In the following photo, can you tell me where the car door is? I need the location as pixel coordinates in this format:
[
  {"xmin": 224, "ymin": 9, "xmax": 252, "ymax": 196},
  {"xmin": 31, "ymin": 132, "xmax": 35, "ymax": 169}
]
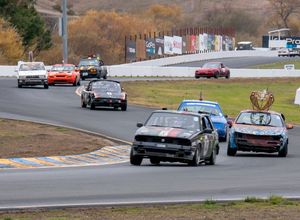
[
  {"xmin": 220, "ymin": 63, "xmax": 226, "ymax": 77},
  {"xmin": 201, "ymin": 116, "xmax": 216, "ymax": 158},
  {"xmin": 83, "ymin": 82, "xmax": 92, "ymax": 104}
]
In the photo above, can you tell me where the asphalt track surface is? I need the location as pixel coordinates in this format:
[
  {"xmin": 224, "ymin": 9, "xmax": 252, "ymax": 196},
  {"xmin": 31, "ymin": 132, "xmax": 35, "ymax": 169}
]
[
  {"xmin": 0, "ymin": 76, "xmax": 300, "ymax": 209},
  {"xmin": 171, "ymin": 56, "xmax": 300, "ymax": 68}
]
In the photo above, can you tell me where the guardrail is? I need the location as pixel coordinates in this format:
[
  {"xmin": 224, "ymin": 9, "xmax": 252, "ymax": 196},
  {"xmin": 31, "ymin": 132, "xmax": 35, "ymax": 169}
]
[{"xmin": 123, "ymin": 50, "xmax": 278, "ymax": 67}]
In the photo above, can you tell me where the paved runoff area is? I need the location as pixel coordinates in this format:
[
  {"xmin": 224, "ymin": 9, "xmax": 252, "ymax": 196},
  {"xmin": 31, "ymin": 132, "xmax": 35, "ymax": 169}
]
[{"xmin": 0, "ymin": 145, "xmax": 130, "ymax": 169}]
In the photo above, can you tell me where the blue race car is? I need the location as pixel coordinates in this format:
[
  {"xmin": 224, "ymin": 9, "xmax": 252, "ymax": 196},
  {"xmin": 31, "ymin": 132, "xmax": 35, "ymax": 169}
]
[{"xmin": 178, "ymin": 100, "xmax": 229, "ymax": 141}]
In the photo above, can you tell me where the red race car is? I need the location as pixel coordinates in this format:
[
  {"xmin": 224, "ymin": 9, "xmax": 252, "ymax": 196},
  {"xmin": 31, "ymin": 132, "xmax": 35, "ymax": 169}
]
[
  {"xmin": 48, "ymin": 64, "xmax": 80, "ymax": 86},
  {"xmin": 195, "ymin": 62, "xmax": 230, "ymax": 79}
]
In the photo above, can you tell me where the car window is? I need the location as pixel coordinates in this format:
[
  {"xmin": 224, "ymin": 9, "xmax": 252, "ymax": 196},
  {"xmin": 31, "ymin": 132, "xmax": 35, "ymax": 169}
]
[
  {"xmin": 19, "ymin": 63, "xmax": 45, "ymax": 71},
  {"xmin": 202, "ymin": 63, "xmax": 220, "ymax": 68},
  {"xmin": 146, "ymin": 112, "xmax": 200, "ymax": 132},
  {"xmin": 91, "ymin": 81, "xmax": 121, "ymax": 92},
  {"xmin": 179, "ymin": 103, "xmax": 222, "ymax": 116},
  {"xmin": 202, "ymin": 116, "xmax": 213, "ymax": 130},
  {"xmin": 236, "ymin": 112, "xmax": 284, "ymax": 127},
  {"xmin": 79, "ymin": 59, "xmax": 99, "ymax": 66},
  {"xmin": 51, "ymin": 65, "xmax": 75, "ymax": 71}
]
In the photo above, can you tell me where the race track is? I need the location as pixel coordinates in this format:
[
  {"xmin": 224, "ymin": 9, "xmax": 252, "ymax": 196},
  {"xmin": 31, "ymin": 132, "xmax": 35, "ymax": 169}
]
[{"xmin": 0, "ymin": 76, "xmax": 300, "ymax": 209}]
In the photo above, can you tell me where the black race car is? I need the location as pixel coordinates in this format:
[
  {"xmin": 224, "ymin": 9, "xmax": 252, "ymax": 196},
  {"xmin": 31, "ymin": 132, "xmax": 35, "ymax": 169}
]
[
  {"xmin": 78, "ymin": 57, "xmax": 107, "ymax": 80},
  {"xmin": 130, "ymin": 110, "xmax": 219, "ymax": 166},
  {"xmin": 81, "ymin": 80, "xmax": 127, "ymax": 111}
]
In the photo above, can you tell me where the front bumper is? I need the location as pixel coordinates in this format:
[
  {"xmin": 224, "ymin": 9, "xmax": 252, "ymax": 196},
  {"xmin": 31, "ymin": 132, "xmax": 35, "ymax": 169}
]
[
  {"xmin": 132, "ymin": 141, "xmax": 195, "ymax": 162},
  {"xmin": 195, "ymin": 72, "xmax": 214, "ymax": 77},
  {"xmin": 48, "ymin": 75, "xmax": 76, "ymax": 84},
  {"xmin": 92, "ymin": 98, "xmax": 126, "ymax": 107},
  {"xmin": 80, "ymin": 70, "xmax": 98, "ymax": 78},
  {"xmin": 18, "ymin": 78, "xmax": 47, "ymax": 86}
]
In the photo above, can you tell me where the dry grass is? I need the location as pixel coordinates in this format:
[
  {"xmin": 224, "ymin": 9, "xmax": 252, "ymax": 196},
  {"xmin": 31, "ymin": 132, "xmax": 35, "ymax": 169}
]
[{"xmin": 0, "ymin": 119, "xmax": 117, "ymax": 158}]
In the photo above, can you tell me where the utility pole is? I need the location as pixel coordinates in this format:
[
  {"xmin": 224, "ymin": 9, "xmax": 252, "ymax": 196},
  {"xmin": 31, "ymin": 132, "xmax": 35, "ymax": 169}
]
[{"xmin": 62, "ymin": 0, "xmax": 68, "ymax": 63}]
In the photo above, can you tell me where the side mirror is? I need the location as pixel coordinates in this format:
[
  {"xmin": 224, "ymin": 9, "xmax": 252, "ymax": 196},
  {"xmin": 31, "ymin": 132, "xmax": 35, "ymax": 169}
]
[
  {"xmin": 121, "ymin": 87, "xmax": 125, "ymax": 92},
  {"xmin": 203, "ymin": 128, "xmax": 213, "ymax": 134},
  {"xmin": 224, "ymin": 114, "xmax": 228, "ymax": 118},
  {"xmin": 286, "ymin": 124, "xmax": 293, "ymax": 129},
  {"xmin": 227, "ymin": 120, "xmax": 233, "ymax": 128},
  {"xmin": 137, "ymin": 122, "xmax": 143, "ymax": 128}
]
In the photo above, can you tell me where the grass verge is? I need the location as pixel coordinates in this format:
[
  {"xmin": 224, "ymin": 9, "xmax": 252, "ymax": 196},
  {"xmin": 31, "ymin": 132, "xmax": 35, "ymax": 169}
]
[
  {"xmin": 0, "ymin": 196, "xmax": 299, "ymax": 220},
  {"xmin": 250, "ymin": 59, "xmax": 300, "ymax": 69},
  {"xmin": 122, "ymin": 78, "xmax": 300, "ymax": 124}
]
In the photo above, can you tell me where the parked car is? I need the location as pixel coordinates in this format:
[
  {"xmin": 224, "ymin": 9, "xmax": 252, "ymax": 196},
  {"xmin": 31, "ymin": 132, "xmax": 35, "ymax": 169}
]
[
  {"xmin": 178, "ymin": 100, "xmax": 229, "ymax": 142},
  {"xmin": 195, "ymin": 62, "xmax": 230, "ymax": 79},
  {"xmin": 130, "ymin": 110, "xmax": 219, "ymax": 166},
  {"xmin": 278, "ymin": 48, "xmax": 299, "ymax": 57},
  {"xmin": 81, "ymin": 80, "xmax": 127, "ymax": 111},
  {"xmin": 48, "ymin": 64, "xmax": 80, "ymax": 86},
  {"xmin": 236, "ymin": 41, "xmax": 254, "ymax": 50},
  {"xmin": 16, "ymin": 61, "xmax": 48, "ymax": 89},
  {"xmin": 227, "ymin": 110, "xmax": 293, "ymax": 157},
  {"xmin": 78, "ymin": 56, "xmax": 107, "ymax": 80}
]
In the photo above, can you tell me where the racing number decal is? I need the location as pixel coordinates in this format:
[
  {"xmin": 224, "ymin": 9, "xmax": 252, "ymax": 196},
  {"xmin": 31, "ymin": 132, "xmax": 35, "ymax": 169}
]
[{"xmin": 203, "ymin": 136, "xmax": 209, "ymax": 156}]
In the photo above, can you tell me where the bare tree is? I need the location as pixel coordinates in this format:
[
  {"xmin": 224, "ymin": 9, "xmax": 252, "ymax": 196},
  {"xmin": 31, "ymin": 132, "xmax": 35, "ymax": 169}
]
[{"xmin": 268, "ymin": 0, "xmax": 300, "ymax": 28}]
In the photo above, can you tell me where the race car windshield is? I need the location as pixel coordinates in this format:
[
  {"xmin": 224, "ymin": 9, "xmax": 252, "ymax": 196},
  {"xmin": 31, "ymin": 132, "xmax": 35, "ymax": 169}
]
[
  {"xmin": 51, "ymin": 66, "xmax": 74, "ymax": 71},
  {"xmin": 19, "ymin": 63, "xmax": 45, "ymax": 71},
  {"xmin": 92, "ymin": 81, "xmax": 121, "ymax": 92},
  {"xmin": 236, "ymin": 112, "xmax": 283, "ymax": 127},
  {"xmin": 202, "ymin": 63, "xmax": 220, "ymax": 68},
  {"xmin": 179, "ymin": 104, "xmax": 221, "ymax": 116},
  {"xmin": 79, "ymin": 60, "xmax": 99, "ymax": 66},
  {"xmin": 146, "ymin": 112, "xmax": 200, "ymax": 131}
]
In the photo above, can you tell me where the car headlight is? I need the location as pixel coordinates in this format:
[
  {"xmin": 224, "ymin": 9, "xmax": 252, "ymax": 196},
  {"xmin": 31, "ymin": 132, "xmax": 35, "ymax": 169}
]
[
  {"xmin": 19, "ymin": 75, "xmax": 26, "ymax": 79},
  {"xmin": 39, "ymin": 75, "xmax": 46, "ymax": 79}
]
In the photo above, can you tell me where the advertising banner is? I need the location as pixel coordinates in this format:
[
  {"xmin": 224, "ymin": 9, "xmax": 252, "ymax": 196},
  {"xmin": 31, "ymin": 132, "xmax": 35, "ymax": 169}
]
[
  {"xmin": 173, "ymin": 36, "xmax": 182, "ymax": 54},
  {"xmin": 155, "ymin": 37, "xmax": 164, "ymax": 56},
  {"xmin": 182, "ymin": 36, "xmax": 187, "ymax": 54},
  {"xmin": 145, "ymin": 38, "xmax": 155, "ymax": 57},
  {"xmin": 199, "ymin": 34, "xmax": 204, "ymax": 51},
  {"xmin": 186, "ymin": 35, "xmax": 191, "ymax": 53},
  {"xmin": 164, "ymin": 36, "xmax": 174, "ymax": 55},
  {"xmin": 136, "ymin": 39, "xmax": 146, "ymax": 59},
  {"xmin": 196, "ymin": 35, "xmax": 199, "ymax": 53},
  {"xmin": 203, "ymin": 33, "xmax": 208, "ymax": 51},
  {"xmin": 126, "ymin": 40, "xmax": 136, "ymax": 62},
  {"xmin": 208, "ymin": 34, "xmax": 214, "ymax": 51},
  {"xmin": 190, "ymin": 35, "xmax": 196, "ymax": 53}
]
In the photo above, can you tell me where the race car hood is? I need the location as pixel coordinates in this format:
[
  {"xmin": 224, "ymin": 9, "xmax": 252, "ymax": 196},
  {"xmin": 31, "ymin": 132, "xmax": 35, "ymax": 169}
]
[
  {"xmin": 93, "ymin": 91, "xmax": 122, "ymax": 99},
  {"xmin": 136, "ymin": 126, "xmax": 196, "ymax": 139},
  {"xmin": 79, "ymin": 65, "xmax": 97, "ymax": 70},
  {"xmin": 197, "ymin": 67, "xmax": 218, "ymax": 72},
  {"xmin": 18, "ymin": 70, "xmax": 47, "ymax": 76},
  {"xmin": 232, "ymin": 124, "xmax": 285, "ymax": 136}
]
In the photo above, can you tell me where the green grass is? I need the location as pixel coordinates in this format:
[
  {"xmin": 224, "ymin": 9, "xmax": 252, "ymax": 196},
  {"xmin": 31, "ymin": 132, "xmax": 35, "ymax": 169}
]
[
  {"xmin": 123, "ymin": 78, "xmax": 300, "ymax": 124},
  {"xmin": 251, "ymin": 59, "xmax": 300, "ymax": 69}
]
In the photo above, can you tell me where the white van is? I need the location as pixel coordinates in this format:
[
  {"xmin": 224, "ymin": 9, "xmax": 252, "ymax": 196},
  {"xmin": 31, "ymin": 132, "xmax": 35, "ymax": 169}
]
[{"xmin": 16, "ymin": 61, "xmax": 48, "ymax": 89}]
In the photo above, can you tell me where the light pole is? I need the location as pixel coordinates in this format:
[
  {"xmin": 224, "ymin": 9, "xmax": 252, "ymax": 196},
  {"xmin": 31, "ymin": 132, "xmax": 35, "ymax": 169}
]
[{"xmin": 62, "ymin": 0, "xmax": 68, "ymax": 63}]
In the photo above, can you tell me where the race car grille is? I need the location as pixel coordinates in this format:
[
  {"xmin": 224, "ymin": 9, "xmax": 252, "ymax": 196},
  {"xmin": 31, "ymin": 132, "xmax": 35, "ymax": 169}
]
[
  {"xmin": 235, "ymin": 132, "xmax": 281, "ymax": 140},
  {"xmin": 135, "ymin": 135, "xmax": 191, "ymax": 146},
  {"xmin": 26, "ymin": 75, "xmax": 39, "ymax": 79}
]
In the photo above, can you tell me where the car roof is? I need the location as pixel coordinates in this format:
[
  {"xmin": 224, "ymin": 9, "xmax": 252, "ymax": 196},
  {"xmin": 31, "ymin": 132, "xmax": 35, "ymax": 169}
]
[
  {"xmin": 239, "ymin": 109, "xmax": 282, "ymax": 116},
  {"xmin": 180, "ymin": 100, "xmax": 220, "ymax": 106},
  {"xmin": 204, "ymin": 62, "xmax": 221, "ymax": 64},
  {"xmin": 152, "ymin": 110, "xmax": 207, "ymax": 117},
  {"xmin": 89, "ymin": 79, "xmax": 120, "ymax": 84},
  {"xmin": 19, "ymin": 61, "xmax": 44, "ymax": 65}
]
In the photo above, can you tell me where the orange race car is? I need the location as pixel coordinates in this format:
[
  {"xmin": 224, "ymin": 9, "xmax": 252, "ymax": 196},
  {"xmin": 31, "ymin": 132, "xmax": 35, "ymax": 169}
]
[{"xmin": 48, "ymin": 64, "xmax": 80, "ymax": 86}]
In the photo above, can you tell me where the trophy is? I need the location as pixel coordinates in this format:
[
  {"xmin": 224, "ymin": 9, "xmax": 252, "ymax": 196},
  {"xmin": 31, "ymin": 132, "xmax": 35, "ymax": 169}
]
[{"xmin": 250, "ymin": 89, "xmax": 274, "ymax": 111}]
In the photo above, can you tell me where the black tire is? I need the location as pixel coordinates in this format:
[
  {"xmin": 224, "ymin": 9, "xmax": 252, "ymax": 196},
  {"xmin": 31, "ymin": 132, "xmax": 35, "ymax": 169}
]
[
  {"xmin": 44, "ymin": 84, "xmax": 49, "ymax": 89},
  {"xmin": 81, "ymin": 97, "xmax": 86, "ymax": 108},
  {"xmin": 188, "ymin": 148, "xmax": 200, "ymax": 166},
  {"xmin": 103, "ymin": 74, "xmax": 107, "ymax": 79},
  {"xmin": 225, "ymin": 73, "xmax": 230, "ymax": 79},
  {"xmin": 278, "ymin": 142, "xmax": 288, "ymax": 157},
  {"xmin": 205, "ymin": 147, "xmax": 216, "ymax": 165},
  {"xmin": 219, "ymin": 131, "xmax": 228, "ymax": 142},
  {"xmin": 227, "ymin": 142, "xmax": 237, "ymax": 156},
  {"xmin": 90, "ymin": 103, "xmax": 95, "ymax": 110},
  {"xmin": 121, "ymin": 104, "xmax": 127, "ymax": 111},
  {"xmin": 18, "ymin": 84, "xmax": 22, "ymax": 88},
  {"xmin": 81, "ymin": 76, "xmax": 85, "ymax": 81},
  {"xmin": 77, "ymin": 80, "xmax": 81, "ymax": 86},
  {"xmin": 214, "ymin": 72, "xmax": 219, "ymax": 79},
  {"xmin": 150, "ymin": 157, "xmax": 160, "ymax": 165},
  {"xmin": 130, "ymin": 148, "xmax": 143, "ymax": 166},
  {"xmin": 195, "ymin": 75, "xmax": 200, "ymax": 79}
]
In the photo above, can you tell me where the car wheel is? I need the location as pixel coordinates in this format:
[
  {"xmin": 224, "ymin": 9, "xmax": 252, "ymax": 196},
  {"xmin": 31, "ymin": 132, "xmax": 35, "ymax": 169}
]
[
  {"xmin": 278, "ymin": 142, "xmax": 288, "ymax": 157},
  {"xmin": 227, "ymin": 142, "xmax": 237, "ymax": 156},
  {"xmin": 130, "ymin": 148, "xmax": 143, "ymax": 166},
  {"xmin": 220, "ymin": 131, "xmax": 228, "ymax": 142},
  {"xmin": 18, "ymin": 84, "xmax": 22, "ymax": 88},
  {"xmin": 150, "ymin": 157, "xmax": 160, "ymax": 165},
  {"xmin": 225, "ymin": 73, "xmax": 230, "ymax": 79},
  {"xmin": 90, "ymin": 103, "xmax": 95, "ymax": 110},
  {"xmin": 205, "ymin": 147, "xmax": 216, "ymax": 165},
  {"xmin": 214, "ymin": 72, "xmax": 219, "ymax": 79},
  {"xmin": 77, "ymin": 80, "xmax": 81, "ymax": 86},
  {"xmin": 44, "ymin": 84, "xmax": 49, "ymax": 89},
  {"xmin": 195, "ymin": 75, "xmax": 200, "ymax": 79},
  {"xmin": 121, "ymin": 104, "xmax": 127, "ymax": 111},
  {"xmin": 81, "ymin": 76, "xmax": 85, "ymax": 81},
  {"xmin": 188, "ymin": 147, "xmax": 200, "ymax": 166},
  {"xmin": 81, "ymin": 97, "xmax": 86, "ymax": 108}
]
